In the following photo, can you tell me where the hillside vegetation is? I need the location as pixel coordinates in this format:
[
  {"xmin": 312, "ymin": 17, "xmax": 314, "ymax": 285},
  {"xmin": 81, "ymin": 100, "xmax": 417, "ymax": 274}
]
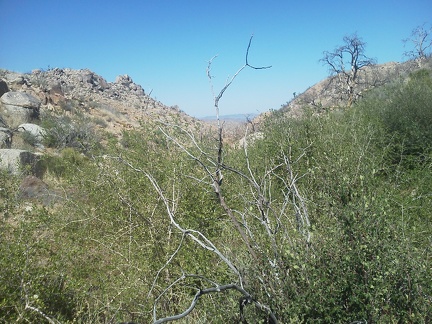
[{"xmin": 1, "ymin": 61, "xmax": 431, "ymax": 323}]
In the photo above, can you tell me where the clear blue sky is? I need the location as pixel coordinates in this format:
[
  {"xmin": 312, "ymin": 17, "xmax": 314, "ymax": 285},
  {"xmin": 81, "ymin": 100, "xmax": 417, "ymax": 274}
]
[{"xmin": 1, "ymin": 1, "xmax": 431, "ymax": 117}]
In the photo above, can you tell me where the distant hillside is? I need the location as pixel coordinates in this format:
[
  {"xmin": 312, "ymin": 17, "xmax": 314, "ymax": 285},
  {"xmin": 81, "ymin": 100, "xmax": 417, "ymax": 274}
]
[
  {"xmin": 279, "ymin": 57, "xmax": 432, "ymax": 117},
  {"xmin": 0, "ymin": 67, "xmax": 202, "ymax": 134}
]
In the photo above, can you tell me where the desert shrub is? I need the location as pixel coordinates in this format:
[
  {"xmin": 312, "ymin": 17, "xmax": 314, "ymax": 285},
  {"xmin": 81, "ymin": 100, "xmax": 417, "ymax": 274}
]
[
  {"xmin": 93, "ymin": 116, "xmax": 108, "ymax": 128},
  {"xmin": 20, "ymin": 130, "xmax": 39, "ymax": 147},
  {"xmin": 377, "ymin": 69, "xmax": 432, "ymax": 167},
  {"xmin": 59, "ymin": 99, "xmax": 75, "ymax": 112},
  {"xmin": 0, "ymin": 203, "xmax": 82, "ymax": 323},
  {"xmin": 41, "ymin": 113, "xmax": 100, "ymax": 152},
  {"xmin": 230, "ymin": 97, "xmax": 432, "ymax": 322},
  {"xmin": 2, "ymin": 64, "xmax": 432, "ymax": 322},
  {"xmin": 42, "ymin": 147, "xmax": 87, "ymax": 178}
]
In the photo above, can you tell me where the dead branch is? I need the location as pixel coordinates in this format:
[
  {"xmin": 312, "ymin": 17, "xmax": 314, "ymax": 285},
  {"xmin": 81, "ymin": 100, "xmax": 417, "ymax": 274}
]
[{"xmin": 154, "ymin": 283, "xmax": 277, "ymax": 324}]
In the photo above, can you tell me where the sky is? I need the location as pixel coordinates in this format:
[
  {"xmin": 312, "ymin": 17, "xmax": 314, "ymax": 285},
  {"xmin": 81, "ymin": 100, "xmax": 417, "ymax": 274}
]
[{"xmin": 0, "ymin": 1, "xmax": 431, "ymax": 118}]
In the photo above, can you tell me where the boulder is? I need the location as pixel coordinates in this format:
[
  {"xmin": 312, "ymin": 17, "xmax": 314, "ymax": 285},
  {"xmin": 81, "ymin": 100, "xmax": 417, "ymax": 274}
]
[
  {"xmin": 48, "ymin": 81, "xmax": 63, "ymax": 96},
  {"xmin": 0, "ymin": 149, "xmax": 44, "ymax": 177},
  {"xmin": 0, "ymin": 91, "xmax": 41, "ymax": 128},
  {"xmin": 115, "ymin": 74, "xmax": 133, "ymax": 86},
  {"xmin": 44, "ymin": 81, "xmax": 64, "ymax": 105},
  {"xmin": 19, "ymin": 175, "xmax": 48, "ymax": 199},
  {"xmin": 17, "ymin": 123, "xmax": 46, "ymax": 143},
  {"xmin": 78, "ymin": 71, "xmax": 109, "ymax": 90},
  {"xmin": 3, "ymin": 72, "xmax": 26, "ymax": 85},
  {"xmin": 0, "ymin": 79, "xmax": 9, "ymax": 97}
]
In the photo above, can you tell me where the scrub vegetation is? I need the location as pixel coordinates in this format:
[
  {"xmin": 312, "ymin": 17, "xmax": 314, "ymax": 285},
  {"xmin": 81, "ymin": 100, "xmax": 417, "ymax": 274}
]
[{"xmin": 1, "ymin": 35, "xmax": 432, "ymax": 323}]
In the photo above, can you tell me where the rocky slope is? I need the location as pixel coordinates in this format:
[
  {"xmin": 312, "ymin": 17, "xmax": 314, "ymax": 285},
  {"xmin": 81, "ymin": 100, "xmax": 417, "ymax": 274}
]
[
  {"xmin": 0, "ymin": 67, "xmax": 200, "ymax": 132},
  {"xmin": 279, "ymin": 57, "xmax": 432, "ymax": 117},
  {"xmin": 0, "ymin": 67, "xmax": 207, "ymax": 178}
]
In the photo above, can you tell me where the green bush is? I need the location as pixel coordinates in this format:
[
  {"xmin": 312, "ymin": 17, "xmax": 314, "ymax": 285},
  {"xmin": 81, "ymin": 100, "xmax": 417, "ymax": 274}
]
[
  {"xmin": 1, "ymin": 67, "xmax": 431, "ymax": 322},
  {"xmin": 378, "ymin": 69, "xmax": 432, "ymax": 167},
  {"xmin": 41, "ymin": 113, "xmax": 100, "ymax": 153}
]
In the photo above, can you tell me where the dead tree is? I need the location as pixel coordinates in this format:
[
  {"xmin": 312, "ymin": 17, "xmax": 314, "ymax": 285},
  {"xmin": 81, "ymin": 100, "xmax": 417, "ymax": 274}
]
[
  {"xmin": 116, "ymin": 36, "xmax": 311, "ymax": 323},
  {"xmin": 403, "ymin": 23, "xmax": 432, "ymax": 62},
  {"xmin": 320, "ymin": 33, "xmax": 376, "ymax": 106}
]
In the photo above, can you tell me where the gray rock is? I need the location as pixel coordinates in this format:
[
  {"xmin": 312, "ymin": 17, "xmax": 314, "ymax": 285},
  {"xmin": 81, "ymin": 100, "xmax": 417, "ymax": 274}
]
[
  {"xmin": 17, "ymin": 123, "xmax": 46, "ymax": 142},
  {"xmin": 44, "ymin": 81, "xmax": 64, "ymax": 105},
  {"xmin": 0, "ymin": 91, "xmax": 41, "ymax": 128},
  {"xmin": 115, "ymin": 74, "xmax": 133, "ymax": 85},
  {"xmin": 48, "ymin": 81, "xmax": 63, "ymax": 96},
  {"xmin": 19, "ymin": 175, "xmax": 48, "ymax": 198},
  {"xmin": 1, "ymin": 91, "xmax": 40, "ymax": 108},
  {"xmin": 0, "ymin": 80, "xmax": 9, "ymax": 97},
  {"xmin": 4, "ymin": 72, "xmax": 25, "ymax": 85},
  {"xmin": 0, "ymin": 149, "xmax": 44, "ymax": 177}
]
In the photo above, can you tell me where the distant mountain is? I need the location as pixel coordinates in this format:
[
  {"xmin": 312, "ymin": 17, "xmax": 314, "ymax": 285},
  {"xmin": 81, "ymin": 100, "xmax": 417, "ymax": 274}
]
[{"xmin": 199, "ymin": 113, "xmax": 258, "ymax": 122}]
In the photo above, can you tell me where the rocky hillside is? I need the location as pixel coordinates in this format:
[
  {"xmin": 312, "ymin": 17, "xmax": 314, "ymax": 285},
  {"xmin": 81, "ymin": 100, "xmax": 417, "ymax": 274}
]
[
  {"xmin": 0, "ymin": 67, "xmax": 200, "ymax": 131},
  {"xmin": 280, "ymin": 57, "xmax": 432, "ymax": 117},
  {"xmin": 0, "ymin": 67, "xmax": 207, "ymax": 176}
]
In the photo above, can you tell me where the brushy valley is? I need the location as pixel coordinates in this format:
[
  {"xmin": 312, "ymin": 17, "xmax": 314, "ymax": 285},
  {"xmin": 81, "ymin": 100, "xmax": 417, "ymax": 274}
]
[{"xmin": 1, "ymin": 57, "xmax": 432, "ymax": 323}]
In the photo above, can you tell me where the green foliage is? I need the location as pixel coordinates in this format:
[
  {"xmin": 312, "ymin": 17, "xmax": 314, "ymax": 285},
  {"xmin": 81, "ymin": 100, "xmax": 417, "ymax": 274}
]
[
  {"xmin": 1, "ymin": 68, "xmax": 432, "ymax": 322},
  {"xmin": 20, "ymin": 130, "xmax": 39, "ymax": 147},
  {"xmin": 0, "ymin": 204, "xmax": 82, "ymax": 322},
  {"xmin": 377, "ymin": 69, "xmax": 432, "ymax": 167},
  {"xmin": 246, "ymin": 87, "xmax": 431, "ymax": 322},
  {"xmin": 41, "ymin": 112, "xmax": 100, "ymax": 153},
  {"xmin": 42, "ymin": 147, "xmax": 86, "ymax": 178}
]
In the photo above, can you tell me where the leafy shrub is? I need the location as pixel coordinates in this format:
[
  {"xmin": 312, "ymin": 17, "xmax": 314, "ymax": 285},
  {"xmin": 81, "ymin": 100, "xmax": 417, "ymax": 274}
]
[
  {"xmin": 42, "ymin": 147, "xmax": 86, "ymax": 178},
  {"xmin": 41, "ymin": 113, "xmax": 99, "ymax": 152},
  {"xmin": 378, "ymin": 69, "xmax": 432, "ymax": 167},
  {"xmin": 20, "ymin": 130, "xmax": 39, "ymax": 147},
  {"xmin": 1, "ymin": 65, "xmax": 432, "ymax": 323}
]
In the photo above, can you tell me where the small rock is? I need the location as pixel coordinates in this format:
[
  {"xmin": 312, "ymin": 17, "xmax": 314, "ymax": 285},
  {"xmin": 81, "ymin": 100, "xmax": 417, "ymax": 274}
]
[{"xmin": 0, "ymin": 127, "xmax": 12, "ymax": 148}]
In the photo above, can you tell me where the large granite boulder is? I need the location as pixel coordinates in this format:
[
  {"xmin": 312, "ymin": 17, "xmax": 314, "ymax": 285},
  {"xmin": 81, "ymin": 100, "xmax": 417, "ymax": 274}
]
[
  {"xmin": 0, "ymin": 149, "xmax": 44, "ymax": 177},
  {"xmin": 0, "ymin": 91, "xmax": 41, "ymax": 128},
  {"xmin": 3, "ymin": 72, "xmax": 26, "ymax": 86}
]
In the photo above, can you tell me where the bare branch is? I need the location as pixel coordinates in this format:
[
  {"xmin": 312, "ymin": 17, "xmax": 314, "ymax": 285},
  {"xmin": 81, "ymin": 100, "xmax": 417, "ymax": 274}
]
[
  {"xmin": 141, "ymin": 36, "xmax": 277, "ymax": 323},
  {"xmin": 148, "ymin": 232, "xmax": 187, "ymax": 298},
  {"xmin": 403, "ymin": 22, "xmax": 432, "ymax": 60},
  {"xmin": 154, "ymin": 283, "xmax": 278, "ymax": 324},
  {"xmin": 246, "ymin": 35, "xmax": 273, "ymax": 70}
]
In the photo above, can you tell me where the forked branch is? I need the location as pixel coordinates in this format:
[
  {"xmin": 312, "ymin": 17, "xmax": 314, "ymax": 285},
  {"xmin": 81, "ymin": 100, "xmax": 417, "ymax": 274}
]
[{"xmin": 154, "ymin": 283, "xmax": 277, "ymax": 324}]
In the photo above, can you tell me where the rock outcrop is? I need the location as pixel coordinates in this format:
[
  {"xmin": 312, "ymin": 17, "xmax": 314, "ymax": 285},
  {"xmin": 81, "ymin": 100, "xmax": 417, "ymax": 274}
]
[
  {"xmin": 0, "ymin": 79, "xmax": 9, "ymax": 97},
  {"xmin": 0, "ymin": 66, "xmax": 204, "ymax": 179},
  {"xmin": 0, "ymin": 149, "xmax": 44, "ymax": 177},
  {"xmin": 0, "ymin": 91, "xmax": 41, "ymax": 128},
  {"xmin": 0, "ymin": 67, "xmax": 200, "ymax": 130},
  {"xmin": 280, "ymin": 58, "xmax": 431, "ymax": 117}
]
